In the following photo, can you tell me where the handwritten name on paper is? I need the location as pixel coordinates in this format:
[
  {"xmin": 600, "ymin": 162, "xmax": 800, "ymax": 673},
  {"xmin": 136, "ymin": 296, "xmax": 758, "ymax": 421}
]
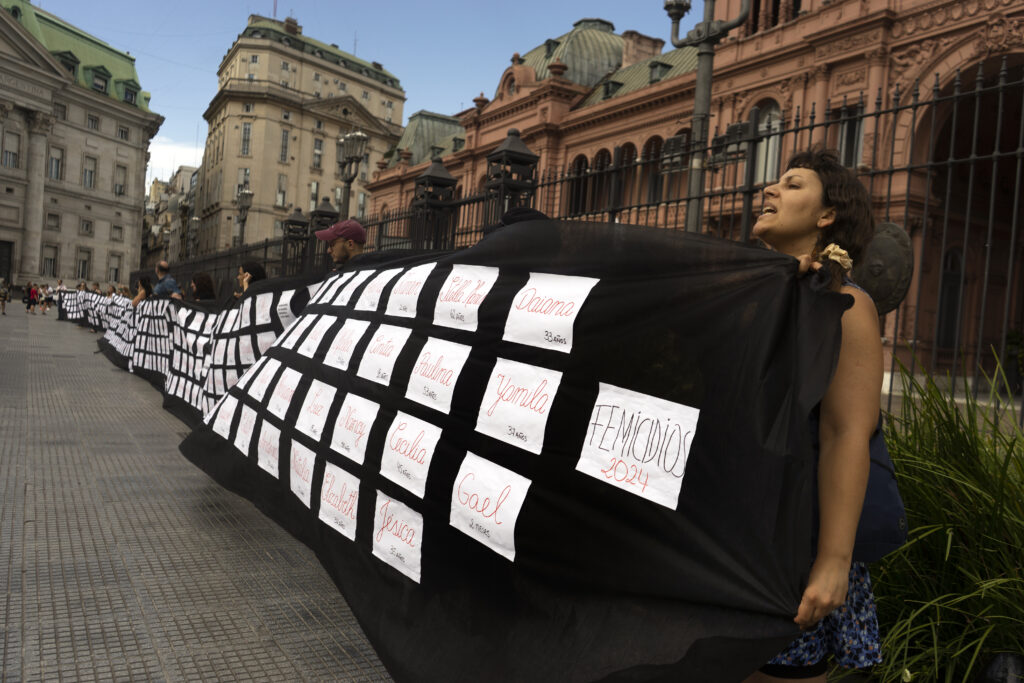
[
  {"xmin": 386, "ymin": 263, "xmax": 436, "ymax": 318},
  {"xmin": 234, "ymin": 356, "xmax": 265, "ymax": 391},
  {"xmin": 449, "ymin": 452, "xmax": 531, "ymax": 561},
  {"xmin": 475, "ymin": 358, "xmax": 562, "ymax": 455},
  {"xmin": 372, "ymin": 493, "xmax": 423, "ymax": 583},
  {"xmin": 238, "ymin": 335, "xmax": 255, "ymax": 365},
  {"xmin": 404, "ymin": 337, "xmax": 472, "ymax": 414},
  {"xmin": 335, "ymin": 269, "xmax": 375, "ymax": 307},
  {"xmin": 329, "ymin": 393, "xmax": 379, "ymax": 464},
  {"xmin": 234, "ymin": 405, "xmax": 258, "ymax": 456},
  {"xmin": 503, "ymin": 272, "xmax": 599, "ymax": 353},
  {"xmin": 255, "ymin": 292, "xmax": 274, "ymax": 325},
  {"xmin": 290, "ymin": 441, "xmax": 316, "ymax": 508},
  {"xmin": 313, "ymin": 272, "xmax": 353, "ymax": 305},
  {"xmin": 211, "ymin": 395, "xmax": 238, "ymax": 441},
  {"xmin": 247, "ymin": 358, "xmax": 281, "ymax": 401},
  {"xmin": 319, "ymin": 462, "xmax": 359, "ymax": 540},
  {"xmin": 276, "ymin": 289, "xmax": 297, "ymax": 329},
  {"xmin": 323, "ymin": 319, "xmax": 371, "ymax": 372},
  {"xmin": 379, "ymin": 412, "xmax": 442, "ymax": 498},
  {"xmin": 297, "ymin": 315, "xmax": 337, "ymax": 359},
  {"xmin": 355, "ymin": 268, "xmax": 403, "ymax": 312},
  {"xmin": 295, "ymin": 379, "xmax": 337, "ymax": 441},
  {"xmin": 280, "ymin": 315, "xmax": 317, "ymax": 350},
  {"xmin": 268, "ymin": 367, "xmax": 303, "ymax": 419},
  {"xmin": 257, "ymin": 420, "xmax": 281, "ymax": 478},
  {"xmin": 356, "ymin": 324, "xmax": 413, "ymax": 386},
  {"xmin": 257, "ymin": 331, "xmax": 277, "ymax": 354},
  {"xmin": 432, "ymin": 265, "xmax": 499, "ymax": 332},
  {"xmin": 576, "ymin": 383, "xmax": 700, "ymax": 509}
]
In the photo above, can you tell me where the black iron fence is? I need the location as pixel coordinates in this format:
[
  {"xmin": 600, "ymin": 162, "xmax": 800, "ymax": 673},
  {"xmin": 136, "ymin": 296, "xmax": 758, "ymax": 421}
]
[{"xmin": 147, "ymin": 56, "xmax": 1024, "ymax": 409}]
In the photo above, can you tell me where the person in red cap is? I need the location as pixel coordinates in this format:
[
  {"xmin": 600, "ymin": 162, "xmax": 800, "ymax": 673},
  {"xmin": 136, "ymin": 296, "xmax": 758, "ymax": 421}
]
[{"xmin": 316, "ymin": 218, "xmax": 366, "ymax": 267}]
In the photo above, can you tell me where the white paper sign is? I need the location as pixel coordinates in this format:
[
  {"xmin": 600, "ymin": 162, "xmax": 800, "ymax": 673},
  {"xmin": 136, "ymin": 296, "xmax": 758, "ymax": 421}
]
[
  {"xmin": 404, "ymin": 337, "xmax": 472, "ymax": 414},
  {"xmin": 289, "ymin": 441, "xmax": 316, "ymax": 508},
  {"xmin": 248, "ymin": 357, "xmax": 281, "ymax": 401},
  {"xmin": 316, "ymin": 272, "xmax": 354, "ymax": 304},
  {"xmin": 256, "ymin": 331, "xmax": 277, "ymax": 354},
  {"xmin": 372, "ymin": 492, "xmax": 422, "ymax": 583},
  {"xmin": 234, "ymin": 405, "xmax": 258, "ymax": 456},
  {"xmin": 295, "ymin": 379, "xmax": 336, "ymax": 441},
  {"xmin": 503, "ymin": 273, "xmax": 599, "ymax": 353},
  {"xmin": 238, "ymin": 335, "xmax": 255, "ymax": 365},
  {"xmin": 576, "ymin": 383, "xmax": 700, "ymax": 509},
  {"xmin": 433, "ymin": 264, "xmax": 499, "ymax": 332},
  {"xmin": 280, "ymin": 315, "xmax": 317, "ymax": 350},
  {"xmin": 257, "ymin": 420, "xmax": 281, "ymax": 478},
  {"xmin": 475, "ymin": 358, "xmax": 562, "ymax": 455},
  {"xmin": 297, "ymin": 315, "xmax": 337, "ymax": 359},
  {"xmin": 323, "ymin": 319, "xmax": 371, "ymax": 371},
  {"xmin": 356, "ymin": 324, "xmax": 413, "ymax": 386},
  {"xmin": 255, "ymin": 293, "xmax": 274, "ymax": 325},
  {"xmin": 319, "ymin": 462, "xmax": 359, "ymax": 540},
  {"xmin": 329, "ymin": 393, "xmax": 379, "ymax": 464},
  {"xmin": 380, "ymin": 412, "xmax": 442, "ymax": 498},
  {"xmin": 211, "ymin": 395, "xmax": 238, "ymax": 440},
  {"xmin": 235, "ymin": 302, "xmax": 250, "ymax": 329},
  {"xmin": 235, "ymin": 356, "xmax": 265, "ymax": 390},
  {"xmin": 355, "ymin": 268, "xmax": 403, "ymax": 312},
  {"xmin": 386, "ymin": 263, "xmax": 436, "ymax": 318},
  {"xmin": 276, "ymin": 289, "xmax": 297, "ymax": 329},
  {"xmin": 450, "ymin": 452, "xmax": 531, "ymax": 561},
  {"xmin": 213, "ymin": 338, "xmax": 227, "ymax": 365},
  {"xmin": 268, "ymin": 367, "xmax": 303, "ymax": 419},
  {"xmin": 335, "ymin": 269, "xmax": 375, "ymax": 306}
]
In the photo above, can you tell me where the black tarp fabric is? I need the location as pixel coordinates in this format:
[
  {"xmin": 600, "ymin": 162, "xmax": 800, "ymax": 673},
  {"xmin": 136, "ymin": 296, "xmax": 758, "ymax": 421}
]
[{"xmin": 175, "ymin": 220, "xmax": 851, "ymax": 682}]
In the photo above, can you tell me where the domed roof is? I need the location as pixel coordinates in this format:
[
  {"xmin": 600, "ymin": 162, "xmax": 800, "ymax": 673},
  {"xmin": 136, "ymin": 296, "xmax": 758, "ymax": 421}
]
[{"xmin": 508, "ymin": 18, "xmax": 625, "ymax": 93}]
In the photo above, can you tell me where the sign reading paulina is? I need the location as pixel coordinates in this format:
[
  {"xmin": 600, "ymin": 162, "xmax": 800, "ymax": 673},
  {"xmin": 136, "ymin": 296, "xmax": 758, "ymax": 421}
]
[
  {"xmin": 503, "ymin": 272, "xmax": 599, "ymax": 353},
  {"xmin": 576, "ymin": 383, "xmax": 700, "ymax": 509}
]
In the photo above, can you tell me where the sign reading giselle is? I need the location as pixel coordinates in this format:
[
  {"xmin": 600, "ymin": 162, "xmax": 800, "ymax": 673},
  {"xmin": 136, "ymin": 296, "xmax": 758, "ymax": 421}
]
[
  {"xmin": 474, "ymin": 358, "xmax": 562, "ymax": 455},
  {"xmin": 319, "ymin": 462, "xmax": 359, "ymax": 540},
  {"xmin": 575, "ymin": 382, "xmax": 700, "ymax": 509},
  {"xmin": 433, "ymin": 264, "xmax": 499, "ymax": 332},
  {"xmin": 503, "ymin": 272, "xmax": 599, "ymax": 353},
  {"xmin": 450, "ymin": 452, "xmax": 531, "ymax": 561}
]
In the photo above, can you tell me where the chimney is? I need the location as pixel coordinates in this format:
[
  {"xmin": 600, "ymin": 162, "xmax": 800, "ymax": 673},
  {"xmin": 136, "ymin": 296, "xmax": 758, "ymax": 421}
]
[
  {"xmin": 283, "ymin": 17, "xmax": 301, "ymax": 35},
  {"xmin": 621, "ymin": 30, "xmax": 664, "ymax": 69}
]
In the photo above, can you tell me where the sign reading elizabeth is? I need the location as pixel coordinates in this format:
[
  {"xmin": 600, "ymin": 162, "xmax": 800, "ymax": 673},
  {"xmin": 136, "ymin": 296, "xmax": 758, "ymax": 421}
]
[
  {"xmin": 475, "ymin": 358, "xmax": 562, "ymax": 455},
  {"xmin": 576, "ymin": 383, "xmax": 700, "ymax": 509},
  {"xmin": 356, "ymin": 324, "xmax": 413, "ymax": 386},
  {"xmin": 386, "ymin": 263, "xmax": 436, "ymax": 318},
  {"xmin": 379, "ymin": 412, "xmax": 442, "ymax": 498},
  {"xmin": 450, "ymin": 452, "xmax": 531, "ymax": 561},
  {"xmin": 329, "ymin": 393, "xmax": 379, "ymax": 464},
  {"xmin": 404, "ymin": 337, "xmax": 472, "ymax": 414},
  {"xmin": 433, "ymin": 265, "xmax": 499, "ymax": 332},
  {"xmin": 319, "ymin": 462, "xmax": 359, "ymax": 540},
  {"xmin": 503, "ymin": 273, "xmax": 599, "ymax": 353},
  {"xmin": 372, "ymin": 492, "xmax": 423, "ymax": 583}
]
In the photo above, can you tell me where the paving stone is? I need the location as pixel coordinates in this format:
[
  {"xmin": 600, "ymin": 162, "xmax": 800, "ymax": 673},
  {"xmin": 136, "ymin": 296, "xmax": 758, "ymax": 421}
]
[{"xmin": 0, "ymin": 312, "xmax": 391, "ymax": 680}]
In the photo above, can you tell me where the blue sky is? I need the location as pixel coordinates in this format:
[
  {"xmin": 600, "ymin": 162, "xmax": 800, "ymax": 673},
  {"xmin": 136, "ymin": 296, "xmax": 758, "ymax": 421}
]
[{"xmin": 31, "ymin": 0, "xmax": 705, "ymax": 183}]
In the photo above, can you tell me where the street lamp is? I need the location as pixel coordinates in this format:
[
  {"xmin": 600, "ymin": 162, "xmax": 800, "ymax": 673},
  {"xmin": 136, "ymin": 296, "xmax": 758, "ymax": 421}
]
[
  {"xmin": 336, "ymin": 130, "xmax": 369, "ymax": 219},
  {"xmin": 665, "ymin": 0, "xmax": 751, "ymax": 234},
  {"xmin": 236, "ymin": 184, "xmax": 254, "ymax": 246}
]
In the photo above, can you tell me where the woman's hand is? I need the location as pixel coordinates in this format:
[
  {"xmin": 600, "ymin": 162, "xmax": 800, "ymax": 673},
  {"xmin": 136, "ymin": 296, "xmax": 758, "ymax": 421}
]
[
  {"xmin": 794, "ymin": 554, "xmax": 851, "ymax": 629},
  {"xmin": 241, "ymin": 271, "xmax": 252, "ymax": 292}
]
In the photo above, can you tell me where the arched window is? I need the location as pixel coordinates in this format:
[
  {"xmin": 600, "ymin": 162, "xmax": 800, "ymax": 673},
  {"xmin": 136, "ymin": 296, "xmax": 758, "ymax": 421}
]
[
  {"xmin": 753, "ymin": 100, "xmax": 782, "ymax": 184},
  {"xmin": 591, "ymin": 149, "xmax": 612, "ymax": 212},
  {"xmin": 641, "ymin": 136, "xmax": 664, "ymax": 204},
  {"xmin": 567, "ymin": 155, "xmax": 589, "ymax": 216},
  {"xmin": 618, "ymin": 143, "xmax": 639, "ymax": 207},
  {"xmin": 937, "ymin": 248, "xmax": 964, "ymax": 349}
]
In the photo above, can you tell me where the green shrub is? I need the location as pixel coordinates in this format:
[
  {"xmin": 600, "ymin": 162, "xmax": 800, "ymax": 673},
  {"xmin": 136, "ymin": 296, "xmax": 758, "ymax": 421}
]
[{"xmin": 865, "ymin": 364, "xmax": 1024, "ymax": 682}]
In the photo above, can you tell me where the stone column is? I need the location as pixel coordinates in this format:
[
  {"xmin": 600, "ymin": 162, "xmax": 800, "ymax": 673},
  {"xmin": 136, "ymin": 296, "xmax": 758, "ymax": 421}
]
[
  {"xmin": 862, "ymin": 49, "xmax": 888, "ymax": 167},
  {"xmin": 811, "ymin": 65, "xmax": 831, "ymax": 145},
  {"xmin": 21, "ymin": 111, "xmax": 53, "ymax": 277}
]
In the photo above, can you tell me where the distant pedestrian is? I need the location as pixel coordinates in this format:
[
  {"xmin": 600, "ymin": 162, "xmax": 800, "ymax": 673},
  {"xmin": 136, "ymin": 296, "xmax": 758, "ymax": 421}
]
[
  {"xmin": 152, "ymin": 260, "xmax": 182, "ymax": 298},
  {"xmin": 315, "ymin": 219, "xmax": 366, "ymax": 268},
  {"xmin": 40, "ymin": 284, "xmax": 53, "ymax": 315},
  {"xmin": 0, "ymin": 278, "xmax": 9, "ymax": 315},
  {"xmin": 25, "ymin": 281, "xmax": 37, "ymax": 314},
  {"xmin": 132, "ymin": 277, "xmax": 153, "ymax": 308}
]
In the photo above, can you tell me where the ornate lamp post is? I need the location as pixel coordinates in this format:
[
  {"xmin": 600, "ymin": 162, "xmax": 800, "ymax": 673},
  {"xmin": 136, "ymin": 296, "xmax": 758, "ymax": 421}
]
[
  {"xmin": 336, "ymin": 130, "xmax": 369, "ymax": 219},
  {"xmin": 236, "ymin": 184, "xmax": 254, "ymax": 246},
  {"xmin": 411, "ymin": 156, "xmax": 458, "ymax": 249},
  {"xmin": 665, "ymin": 0, "xmax": 751, "ymax": 234},
  {"xmin": 484, "ymin": 128, "xmax": 539, "ymax": 224},
  {"xmin": 282, "ymin": 206, "xmax": 310, "ymax": 275}
]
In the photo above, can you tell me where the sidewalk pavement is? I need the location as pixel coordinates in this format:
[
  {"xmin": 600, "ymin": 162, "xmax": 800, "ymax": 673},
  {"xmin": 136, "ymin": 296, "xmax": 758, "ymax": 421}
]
[{"xmin": 0, "ymin": 310, "xmax": 391, "ymax": 681}]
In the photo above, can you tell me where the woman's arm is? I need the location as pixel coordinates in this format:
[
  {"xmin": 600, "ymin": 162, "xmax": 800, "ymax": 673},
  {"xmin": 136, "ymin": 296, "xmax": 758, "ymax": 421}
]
[{"xmin": 794, "ymin": 286, "xmax": 882, "ymax": 629}]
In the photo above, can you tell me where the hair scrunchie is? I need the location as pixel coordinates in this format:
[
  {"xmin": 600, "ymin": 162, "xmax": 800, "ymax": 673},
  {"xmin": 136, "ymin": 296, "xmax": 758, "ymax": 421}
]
[{"xmin": 821, "ymin": 243, "xmax": 853, "ymax": 272}]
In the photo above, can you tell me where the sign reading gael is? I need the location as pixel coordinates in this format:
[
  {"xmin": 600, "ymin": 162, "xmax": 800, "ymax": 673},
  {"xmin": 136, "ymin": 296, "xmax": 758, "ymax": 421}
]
[{"xmin": 100, "ymin": 220, "xmax": 848, "ymax": 681}]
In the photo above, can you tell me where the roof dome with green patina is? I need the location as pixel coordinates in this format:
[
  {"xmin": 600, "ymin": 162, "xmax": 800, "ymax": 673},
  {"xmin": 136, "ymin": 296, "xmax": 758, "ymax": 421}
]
[{"xmin": 510, "ymin": 18, "xmax": 626, "ymax": 93}]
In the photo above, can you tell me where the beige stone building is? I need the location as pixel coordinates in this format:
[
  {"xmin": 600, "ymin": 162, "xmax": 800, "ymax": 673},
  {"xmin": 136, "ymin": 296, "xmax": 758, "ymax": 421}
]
[
  {"xmin": 195, "ymin": 15, "xmax": 404, "ymax": 254},
  {"xmin": 0, "ymin": 0, "xmax": 162, "ymax": 287}
]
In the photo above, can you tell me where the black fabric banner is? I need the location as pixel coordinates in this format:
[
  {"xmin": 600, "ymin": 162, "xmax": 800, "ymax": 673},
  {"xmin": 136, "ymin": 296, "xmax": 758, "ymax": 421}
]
[{"xmin": 177, "ymin": 220, "xmax": 850, "ymax": 682}]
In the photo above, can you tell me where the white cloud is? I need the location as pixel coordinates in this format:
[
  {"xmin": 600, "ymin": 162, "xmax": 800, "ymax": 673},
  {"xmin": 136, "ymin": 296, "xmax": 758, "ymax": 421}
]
[{"xmin": 146, "ymin": 136, "xmax": 204, "ymax": 185}]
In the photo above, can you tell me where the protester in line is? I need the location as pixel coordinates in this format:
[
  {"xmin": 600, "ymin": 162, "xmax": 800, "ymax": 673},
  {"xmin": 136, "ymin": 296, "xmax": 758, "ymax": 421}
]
[
  {"xmin": 191, "ymin": 272, "xmax": 217, "ymax": 301},
  {"xmin": 0, "ymin": 278, "xmax": 9, "ymax": 315},
  {"xmin": 132, "ymin": 277, "xmax": 153, "ymax": 308},
  {"xmin": 92, "ymin": 282, "xmax": 101, "ymax": 294},
  {"xmin": 744, "ymin": 149, "xmax": 882, "ymax": 682},
  {"xmin": 152, "ymin": 261, "xmax": 182, "ymax": 298},
  {"xmin": 40, "ymin": 284, "xmax": 53, "ymax": 315},
  {"xmin": 315, "ymin": 218, "xmax": 366, "ymax": 268},
  {"xmin": 25, "ymin": 281, "xmax": 37, "ymax": 314},
  {"xmin": 239, "ymin": 261, "xmax": 267, "ymax": 293}
]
